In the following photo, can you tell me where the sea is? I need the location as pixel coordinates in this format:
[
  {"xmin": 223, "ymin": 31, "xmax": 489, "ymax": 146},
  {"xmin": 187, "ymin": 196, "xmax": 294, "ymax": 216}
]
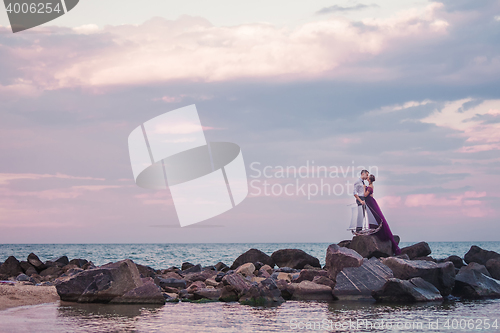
[{"xmin": 1, "ymin": 241, "xmax": 500, "ymax": 332}]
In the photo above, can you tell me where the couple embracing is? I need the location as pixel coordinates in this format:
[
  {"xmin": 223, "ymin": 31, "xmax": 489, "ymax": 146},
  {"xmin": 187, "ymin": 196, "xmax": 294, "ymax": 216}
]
[{"xmin": 353, "ymin": 170, "xmax": 401, "ymax": 256}]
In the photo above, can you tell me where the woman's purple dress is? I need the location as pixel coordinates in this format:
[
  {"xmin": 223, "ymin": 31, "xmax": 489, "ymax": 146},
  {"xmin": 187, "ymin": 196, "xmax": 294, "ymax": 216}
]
[{"xmin": 365, "ymin": 186, "xmax": 401, "ymax": 255}]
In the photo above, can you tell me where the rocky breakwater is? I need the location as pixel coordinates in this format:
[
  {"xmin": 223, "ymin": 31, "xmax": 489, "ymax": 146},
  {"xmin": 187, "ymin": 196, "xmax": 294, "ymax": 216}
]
[{"xmin": 3, "ymin": 240, "xmax": 500, "ymax": 307}]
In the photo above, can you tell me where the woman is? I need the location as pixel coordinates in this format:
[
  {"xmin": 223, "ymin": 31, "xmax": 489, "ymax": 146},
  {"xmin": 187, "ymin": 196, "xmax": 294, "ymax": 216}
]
[{"xmin": 364, "ymin": 174, "xmax": 401, "ymax": 255}]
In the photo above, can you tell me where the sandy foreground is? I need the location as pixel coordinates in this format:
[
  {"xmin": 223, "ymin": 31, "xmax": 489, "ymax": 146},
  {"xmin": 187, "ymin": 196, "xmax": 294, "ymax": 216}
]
[{"xmin": 0, "ymin": 283, "xmax": 60, "ymax": 311}]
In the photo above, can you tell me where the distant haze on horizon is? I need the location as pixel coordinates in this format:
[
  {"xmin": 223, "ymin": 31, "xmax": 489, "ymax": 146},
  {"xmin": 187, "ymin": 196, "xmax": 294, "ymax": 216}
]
[{"xmin": 0, "ymin": 0, "xmax": 499, "ymax": 244}]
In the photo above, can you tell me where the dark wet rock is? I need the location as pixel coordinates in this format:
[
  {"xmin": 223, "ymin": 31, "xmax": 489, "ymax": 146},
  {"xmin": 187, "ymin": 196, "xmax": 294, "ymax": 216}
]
[
  {"xmin": 54, "ymin": 256, "xmax": 69, "ymax": 266},
  {"xmin": 136, "ymin": 264, "xmax": 157, "ymax": 278},
  {"xmin": 337, "ymin": 240, "xmax": 351, "ymax": 248},
  {"xmin": 348, "ymin": 235, "xmax": 394, "ymax": 258},
  {"xmin": 463, "ymin": 262, "xmax": 491, "ymax": 277},
  {"xmin": 40, "ymin": 266, "xmax": 63, "ymax": 277},
  {"xmin": 444, "ymin": 255, "xmax": 464, "ymax": 269},
  {"xmin": 182, "ymin": 264, "xmax": 202, "ymax": 274},
  {"xmin": 27, "ymin": 253, "xmax": 47, "ymax": 272},
  {"xmin": 334, "ymin": 257, "xmax": 394, "ymax": 297},
  {"xmin": 0, "ymin": 256, "xmax": 23, "ymax": 277},
  {"xmin": 55, "ymin": 259, "xmax": 146, "ymax": 303},
  {"xmin": 464, "ymin": 245, "xmax": 500, "ymax": 266},
  {"xmin": 400, "ymin": 242, "xmax": 432, "ymax": 260},
  {"xmin": 372, "ymin": 277, "xmax": 443, "ymax": 302},
  {"xmin": 271, "ymin": 249, "xmax": 321, "ymax": 269},
  {"xmin": 324, "ymin": 244, "xmax": 363, "ymax": 283},
  {"xmin": 19, "ymin": 261, "xmax": 35, "ymax": 274},
  {"xmin": 181, "ymin": 262, "xmax": 195, "ymax": 271},
  {"xmin": 453, "ymin": 267, "xmax": 500, "ymax": 299},
  {"xmin": 215, "ymin": 272, "xmax": 226, "ymax": 282},
  {"xmin": 486, "ymin": 259, "xmax": 500, "ymax": 280},
  {"xmin": 382, "ymin": 258, "xmax": 455, "ymax": 296},
  {"xmin": 292, "ymin": 269, "xmax": 328, "ymax": 283},
  {"xmin": 230, "ymin": 249, "xmax": 274, "ymax": 270},
  {"xmin": 68, "ymin": 259, "xmax": 88, "ymax": 268},
  {"xmin": 154, "ymin": 277, "xmax": 187, "ymax": 289},
  {"xmin": 253, "ymin": 262, "xmax": 264, "ymax": 271},
  {"xmin": 238, "ymin": 277, "xmax": 284, "ymax": 305},
  {"xmin": 288, "ymin": 281, "xmax": 334, "ymax": 301},
  {"xmin": 214, "ymin": 262, "xmax": 228, "ymax": 272}
]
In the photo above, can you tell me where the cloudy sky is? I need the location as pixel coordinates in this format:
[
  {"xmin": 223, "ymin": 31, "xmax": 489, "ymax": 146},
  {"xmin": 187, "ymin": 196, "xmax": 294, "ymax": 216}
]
[{"xmin": 0, "ymin": 0, "xmax": 499, "ymax": 244}]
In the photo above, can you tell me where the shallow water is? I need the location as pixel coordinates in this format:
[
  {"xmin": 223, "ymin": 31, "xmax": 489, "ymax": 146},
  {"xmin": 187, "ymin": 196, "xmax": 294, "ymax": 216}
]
[
  {"xmin": 1, "ymin": 242, "xmax": 499, "ymax": 269},
  {"xmin": 1, "ymin": 298, "xmax": 499, "ymax": 332}
]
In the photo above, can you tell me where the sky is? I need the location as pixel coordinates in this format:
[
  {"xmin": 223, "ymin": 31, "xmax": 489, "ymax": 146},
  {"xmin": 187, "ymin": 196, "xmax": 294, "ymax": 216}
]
[{"xmin": 0, "ymin": 0, "xmax": 499, "ymax": 244}]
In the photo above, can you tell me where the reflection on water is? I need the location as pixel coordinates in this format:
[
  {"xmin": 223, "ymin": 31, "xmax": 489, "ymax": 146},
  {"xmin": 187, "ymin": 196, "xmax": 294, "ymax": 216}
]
[{"xmin": 1, "ymin": 298, "xmax": 499, "ymax": 332}]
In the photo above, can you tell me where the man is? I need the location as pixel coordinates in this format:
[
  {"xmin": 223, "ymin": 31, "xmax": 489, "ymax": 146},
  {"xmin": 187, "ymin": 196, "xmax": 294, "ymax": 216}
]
[{"xmin": 353, "ymin": 170, "xmax": 369, "ymax": 232}]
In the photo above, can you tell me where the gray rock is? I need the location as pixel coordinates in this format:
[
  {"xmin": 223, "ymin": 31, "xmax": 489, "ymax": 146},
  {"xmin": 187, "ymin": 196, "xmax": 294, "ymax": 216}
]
[
  {"xmin": 271, "ymin": 249, "xmax": 321, "ymax": 269},
  {"xmin": 110, "ymin": 277, "xmax": 164, "ymax": 304},
  {"xmin": 444, "ymin": 255, "xmax": 464, "ymax": 269},
  {"xmin": 214, "ymin": 262, "xmax": 229, "ymax": 272},
  {"xmin": 182, "ymin": 264, "xmax": 201, "ymax": 274},
  {"xmin": 230, "ymin": 249, "xmax": 274, "ymax": 270},
  {"xmin": 334, "ymin": 257, "xmax": 394, "ymax": 298},
  {"xmin": 372, "ymin": 277, "xmax": 443, "ymax": 302},
  {"xmin": 181, "ymin": 262, "xmax": 195, "ymax": 271},
  {"xmin": 39, "ymin": 266, "xmax": 63, "ymax": 277},
  {"xmin": 400, "ymin": 242, "xmax": 431, "ymax": 260},
  {"xmin": 27, "ymin": 253, "xmax": 46, "ymax": 272},
  {"xmin": 54, "ymin": 256, "xmax": 69, "ymax": 266},
  {"xmin": 463, "ymin": 262, "xmax": 491, "ymax": 277},
  {"xmin": 16, "ymin": 273, "xmax": 30, "ymax": 281},
  {"xmin": 68, "ymin": 259, "xmax": 88, "ymax": 268},
  {"xmin": 382, "ymin": 258, "xmax": 455, "ymax": 296},
  {"xmin": 136, "ymin": 264, "xmax": 158, "ymax": 278},
  {"xmin": 55, "ymin": 259, "xmax": 144, "ymax": 303},
  {"xmin": 464, "ymin": 246, "xmax": 500, "ymax": 266},
  {"xmin": 324, "ymin": 244, "xmax": 363, "ymax": 283},
  {"xmin": 348, "ymin": 235, "xmax": 394, "ymax": 258},
  {"xmin": 486, "ymin": 259, "xmax": 500, "ymax": 280},
  {"xmin": 453, "ymin": 268, "xmax": 500, "ymax": 299},
  {"xmin": 0, "ymin": 256, "xmax": 23, "ymax": 277}
]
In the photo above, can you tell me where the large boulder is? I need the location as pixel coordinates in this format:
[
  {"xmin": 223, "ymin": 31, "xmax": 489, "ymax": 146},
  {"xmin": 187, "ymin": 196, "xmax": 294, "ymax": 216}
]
[
  {"xmin": 109, "ymin": 277, "xmax": 164, "ymax": 304},
  {"xmin": 334, "ymin": 257, "xmax": 394, "ymax": 298},
  {"xmin": 230, "ymin": 249, "xmax": 274, "ymax": 270},
  {"xmin": 381, "ymin": 258, "xmax": 455, "ymax": 296},
  {"xmin": 235, "ymin": 263, "xmax": 256, "ymax": 277},
  {"xmin": 372, "ymin": 277, "xmax": 443, "ymax": 302},
  {"xmin": 453, "ymin": 267, "xmax": 500, "ymax": 299},
  {"xmin": 68, "ymin": 258, "xmax": 88, "ymax": 268},
  {"xmin": 136, "ymin": 264, "xmax": 157, "ymax": 278},
  {"xmin": 464, "ymin": 246, "xmax": 500, "ymax": 265},
  {"xmin": 54, "ymin": 259, "xmax": 161, "ymax": 303},
  {"xmin": 27, "ymin": 253, "xmax": 46, "ymax": 272},
  {"xmin": 348, "ymin": 235, "xmax": 393, "ymax": 258},
  {"xmin": 154, "ymin": 277, "xmax": 187, "ymax": 289},
  {"xmin": 270, "ymin": 249, "xmax": 321, "ymax": 269},
  {"xmin": 221, "ymin": 272, "xmax": 252, "ymax": 295},
  {"xmin": 444, "ymin": 255, "xmax": 465, "ymax": 269},
  {"xmin": 287, "ymin": 280, "xmax": 334, "ymax": 301},
  {"xmin": 464, "ymin": 262, "xmax": 491, "ymax": 277},
  {"xmin": 0, "ymin": 256, "xmax": 23, "ymax": 277},
  {"xmin": 400, "ymin": 242, "xmax": 431, "ymax": 260},
  {"xmin": 486, "ymin": 259, "xmax": 500, "ymax": 280},
  {"xmin": 324, "ymin": 244, "xmax": 363, "ymax": 283},
  {"xmin": 54, "ymin": 256, "xmax": 69, "ymax": 266}
]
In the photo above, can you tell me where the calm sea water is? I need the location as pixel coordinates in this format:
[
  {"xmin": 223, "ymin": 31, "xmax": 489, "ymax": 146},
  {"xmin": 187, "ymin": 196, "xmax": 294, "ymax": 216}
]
[
  {"xmin": 2, "ymin": 241, "xmax": 500, "ymax": 270},
  {"xmin": 1, "ymin": 242, "xmax": 500, "ymax": 332}
]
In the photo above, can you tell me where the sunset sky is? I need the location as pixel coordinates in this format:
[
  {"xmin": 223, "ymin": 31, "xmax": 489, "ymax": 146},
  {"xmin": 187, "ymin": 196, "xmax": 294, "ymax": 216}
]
[{"xmin": 0, "ymin": 0, "xmax": 499, "ymax": 244}]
